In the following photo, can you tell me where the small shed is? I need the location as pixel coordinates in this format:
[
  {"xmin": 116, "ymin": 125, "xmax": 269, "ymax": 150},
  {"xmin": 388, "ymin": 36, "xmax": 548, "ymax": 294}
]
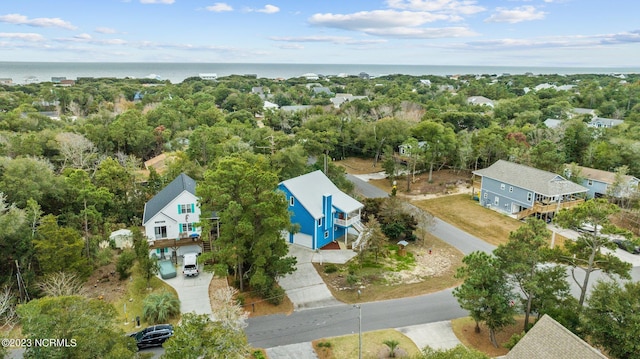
[
  {"xmin": 397, "ymin": 240, "xmax": 409, "ymax": 256},
  {"xmin": 110, "ymin": 229, "xmax": 133, "ymax": 249}
]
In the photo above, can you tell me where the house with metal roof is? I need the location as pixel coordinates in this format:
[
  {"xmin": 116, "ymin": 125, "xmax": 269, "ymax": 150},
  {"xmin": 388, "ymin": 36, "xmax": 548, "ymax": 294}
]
[
  {"xmin": 142, "ymin": 173, "xmax": 203, "ymax": 260},
  {"xmin": 466, "ymin": 96, "xmax": 495, "ymax": 108},
  {"xmin": 543, "ymin": 118, "xmax": 563, "ymax": 129},
  {"xmin": 473, "ymin": 160, "xmax": 587, "ymax": 220},
  {"xmin": 278, "ymin": 170, "xmax": 364, "ymax": 250},
  {"xmin": 565, "ymin": 164, "xmax": 639, "ymax": 199},
  {"xmin": 330, "ymin": 93, "xmax": 369, "ymax": 108},
  {"xmin": 587, "ymin": 117, "xmax": 624, "ymax": 128},
  {"xmin": 505, "ymin": 314, "xmax": 606, "ymax": 359}
]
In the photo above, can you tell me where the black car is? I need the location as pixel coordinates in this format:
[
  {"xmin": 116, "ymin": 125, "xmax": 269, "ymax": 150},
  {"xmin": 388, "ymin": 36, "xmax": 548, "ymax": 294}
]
[
  {"xmin": 612, "ymin": 239, "xmax": 640, "ymax": 254},
  {"xmin": 129, "ymin": 324, "xmax": 174, "ymax": 349}
]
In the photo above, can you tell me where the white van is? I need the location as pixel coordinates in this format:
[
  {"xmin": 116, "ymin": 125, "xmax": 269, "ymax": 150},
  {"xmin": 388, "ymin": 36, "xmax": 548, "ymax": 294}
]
[{"xmin": 182, "ymin": 253, "xmax": 199, "ymax": 277}]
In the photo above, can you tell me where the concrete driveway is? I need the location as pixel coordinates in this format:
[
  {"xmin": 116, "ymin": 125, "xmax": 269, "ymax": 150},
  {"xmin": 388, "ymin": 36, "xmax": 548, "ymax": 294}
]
[
  {"xmin": 160, "ymin": 260, "xmax": 213, "ymax": 316},
  {"xmin": 279, "ymin": 244, "xmax": 355, "ymax": 310},
  {"xmin": 398, "ymin": 321, "xmax": 462, "ymax": 351}
]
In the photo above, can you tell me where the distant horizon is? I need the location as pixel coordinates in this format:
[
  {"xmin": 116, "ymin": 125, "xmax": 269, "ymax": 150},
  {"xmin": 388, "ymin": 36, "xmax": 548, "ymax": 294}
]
[
  {"xmin": 1, "ymin": 1, "xmax": 639, "ymax": 67},
  {"xmin": 2, "ymin": 62, "xmax": 638, "ymax": 85},
  {"xmin": 1, "ymin": 61, "xmax": 638, "ymax": 70}
]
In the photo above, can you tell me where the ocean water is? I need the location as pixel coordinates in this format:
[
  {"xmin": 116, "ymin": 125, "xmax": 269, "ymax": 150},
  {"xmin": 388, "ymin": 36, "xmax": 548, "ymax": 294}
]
[{"xmin": 1, "ymin": 62, "xmax": 638, "ymax": 84}]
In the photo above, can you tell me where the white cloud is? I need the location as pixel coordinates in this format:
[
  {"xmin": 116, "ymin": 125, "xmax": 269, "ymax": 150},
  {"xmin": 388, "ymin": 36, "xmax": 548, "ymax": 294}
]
[
  {"xmin": 276, "ymin": 43, "xmax": 305, "ymax": 50},
  {"xmin": 55, "ymin": 34, "xmax": 128, "ymax": 46},
  {"xmin": 206, "ymin": 3, "xmax": 233, "ymax": 12},
  {"xmin": 309, "ymin": 10, "xmax": 452, "ymax": 30},
  {"xmin": 485, "ymin": 6, "xmax": 546, "ymax": 23},
  {"xmin": 365, "ymin": 26, "xmax": 477, "ymax": 38},
  {"xmin": 0, "ymin": 32, "xmax": 45, "ymax": 41},
  {"xmin": 0, "ymin": 13, "xmax": 77, "ymax": 30},
  {"xmin": 74, "ymin": 33, "xmax": 92, "ymax": 40},
  {"xmin": 386, "ymin": 0, "xmax": 485, "ymax": 15},
  {"xmin": 95, "ymin": 27, "xmax": 117, "ymax": 34},
  {"xmin": 270, "ymin": 35, "xmax": 387, "ymax": 45},
  {"xmin": 257, "ymin": 5, "xmax": 280, "ymax": 14},
  {"xmin": 244, "ymin": 4, "xmax": 280, "ymax": 14},
  {"xmin": 140, "ymin": 0, "xmax": 175, "ymax": 4}
]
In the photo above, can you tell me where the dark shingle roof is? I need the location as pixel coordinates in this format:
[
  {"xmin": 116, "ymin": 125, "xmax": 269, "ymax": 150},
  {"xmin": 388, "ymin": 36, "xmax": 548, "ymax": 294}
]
[
  {"xmin": 473, "ymin": 160, "xmax": 587, "ymax": 197},
  {"xmin": 142, "ymin": 173, "xmax": 196, "ymax": 225},
  {"xmin": 505, "ymin": 315, "xmax": 606, "ymax": 359}
]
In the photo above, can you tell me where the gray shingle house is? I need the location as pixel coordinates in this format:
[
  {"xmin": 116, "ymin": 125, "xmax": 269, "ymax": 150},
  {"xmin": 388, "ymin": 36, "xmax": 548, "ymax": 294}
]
[
  {"xmin": 505, "ymin": 315, "xmax": 606, "ymax": 359},
  {"xmin": 565, "ymin": 164, "xmax": 639, "ymax": 199},
  {"xmin": 473, "ymin": 160, "xmax": 588, "ymax": 220}
]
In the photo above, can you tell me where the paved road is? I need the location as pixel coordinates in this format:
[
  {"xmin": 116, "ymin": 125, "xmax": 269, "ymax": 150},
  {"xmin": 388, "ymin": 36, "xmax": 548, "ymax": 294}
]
[
  {"xmin": 347, "ymin": 174, "xmax": 388, "ymax": 198},
  {"xmin": 246, "ymin": 288, "xmax": 466, "ymax": 348},
  {"xmin": 247, "ymin": 174, "xmax": 640, "ymax": 350}
]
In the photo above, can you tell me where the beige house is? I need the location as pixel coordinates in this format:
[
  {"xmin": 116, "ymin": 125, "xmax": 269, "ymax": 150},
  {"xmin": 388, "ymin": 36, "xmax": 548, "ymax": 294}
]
[{"xmin": 505, "ymin": 315, "xmax": 606, "ymax": 359}]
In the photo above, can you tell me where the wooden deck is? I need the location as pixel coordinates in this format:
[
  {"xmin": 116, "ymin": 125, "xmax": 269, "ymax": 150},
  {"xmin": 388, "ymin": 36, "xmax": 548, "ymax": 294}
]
[
  {"xmin": 149, "ymin": 237, "xmax": 203, "ymax": 250},
  {"xmin": 516, "ymin": 199, "xmax": 584, "ymax": 220}
]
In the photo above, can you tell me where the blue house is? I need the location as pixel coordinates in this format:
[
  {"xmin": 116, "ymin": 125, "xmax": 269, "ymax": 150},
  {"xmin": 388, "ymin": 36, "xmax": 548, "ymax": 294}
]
[
  {"xmin": 565, "ymin": 165, "xmax": 639, "ymax": 199},
  {"xmin": 473, "ymin": 160, "xmax": 588, "ymax": 220},
  {"xmin": 278, "ymin": 170, "xmax": 364, "ymax": 250}
]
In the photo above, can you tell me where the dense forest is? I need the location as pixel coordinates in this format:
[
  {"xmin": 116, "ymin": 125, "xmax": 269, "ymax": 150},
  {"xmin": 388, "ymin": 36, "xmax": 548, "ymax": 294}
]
[{"xmin": 1, "ymin": 71, "xmax": 640, "ymax": 299}]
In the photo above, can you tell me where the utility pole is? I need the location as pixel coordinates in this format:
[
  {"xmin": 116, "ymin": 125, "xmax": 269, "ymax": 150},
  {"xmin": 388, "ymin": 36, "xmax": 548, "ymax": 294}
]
[{"xmin": 354, "ymin": 304, "xmax": 362, "ymax": 359}]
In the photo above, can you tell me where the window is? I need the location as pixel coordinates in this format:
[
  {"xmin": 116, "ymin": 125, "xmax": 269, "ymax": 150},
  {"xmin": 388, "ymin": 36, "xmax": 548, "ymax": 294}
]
[
  {"xmin": 324, "ymin": 231, "xmax": 329, "ymax": 238},
  {"xmin": 494, "ymin": 197, "xmax": 500, "ymax": 206},
  {"xmin": 154, "ymin": 226, "xmax": 167, "ymax": 239},
  {"xmin": 178, "ymin": 204, "xmax": 194, "ymax": 214},
  {"xmin": 180, "ymin": 223, "xmax": 196, "ymax": 233},
  {"xmin": 318, "ymin": 218, "xmax": 323, "ymax": 227},
  {"xmin": 500, "ymin": 183, "xmax": 505, "ymax": 190},
  {"xmin": 527, "ymin": 192, "xmax": 533, "ymax": 201},
  {"xmin": 483, "ymin": 192, "xmax": 488, "ymax": 199},
  {"xmin": 588, "ymin": 179, "xmax": 593, "ymax": 186},
  {"xmin": 509, "ymin": 186, "xmax": 513, "ymax": 193},
  {"xmin": 289, "ymin": 196, "xmax": 294, "ymax": 206}
]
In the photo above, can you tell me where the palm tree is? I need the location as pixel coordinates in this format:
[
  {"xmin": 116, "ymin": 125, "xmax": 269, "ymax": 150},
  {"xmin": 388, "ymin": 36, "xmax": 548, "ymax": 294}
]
[
  {"xmin": 143, "ymin": 291, "xmax": 180, "ymax": 323},
  {"xmin": 383, "ymin": 339, "xmax": 400, "ymax": 358}
]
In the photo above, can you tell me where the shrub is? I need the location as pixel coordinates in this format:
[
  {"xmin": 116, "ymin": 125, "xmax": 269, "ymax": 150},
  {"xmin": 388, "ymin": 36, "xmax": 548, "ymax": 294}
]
[
  {"xmin": 252, "ymin": 350, "xmax": 266, "ymax": 359},
  {"xmin": 324, "ymin": 264, "xmax": 338, "ymax": 274},
  {"xmin": 235, "ymin": 293, "xmax": 245, "ymax": 307},
  {"xmin": 115, "ymin": 249, "xmax": 136, "ymax": 280},
  {"xmin": 317, "ymin": 341, "xmax": 332, "ymax": 348},
  {"xmin": 264, "ymin": 285, "xmax": 285, "ymax": 306},
  {"xmin": 96, "ymin": 248, "xmax": 113, "ymax": 267},
  {"xmin": 142, "ymin": 291, "xmax": 180, "ymax": 324},
  {"xmin": 503, "ymin": 331, "xmax": 525, "ymax": 350}
]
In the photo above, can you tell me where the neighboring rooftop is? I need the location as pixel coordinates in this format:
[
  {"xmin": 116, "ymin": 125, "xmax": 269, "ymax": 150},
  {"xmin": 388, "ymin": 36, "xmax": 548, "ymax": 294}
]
[
  {"xmin": 505, "ymin": 315, "xmax": 606, "ymax": 359},
  {"xmin": 567, "ymin": 164, "xmax": 639, "ymax": 185},
  {"xmin": 587, "ymin": 117, "xmax": 624, "ymax": 128},
  {"xmin": 473, "ymin": 160, "xmax": 588, "ymax": 196},
  {"xmin": 543, "ymin": 118, "xmax": 563, "ymax": 129},
  {"xmin": 142, "ymin": 173, "xmax": 196, "ymax": 224},
  {"xmin": 279, "ymin": 170, "xmax": 363, "ymax": 219},
  {"xmin": 466, "ymin": 96, "xmax": 495, "ymax": 107}
]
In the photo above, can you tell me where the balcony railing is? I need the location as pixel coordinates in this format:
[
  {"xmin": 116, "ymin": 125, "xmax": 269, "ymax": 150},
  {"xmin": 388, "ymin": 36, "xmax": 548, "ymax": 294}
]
[
  {"xmin": 148, "ymin": 236, "xmax": 202, "ymax": 250},
  {"xmin": 334, "ymin": 214, "xmax": 361, "ymax": 227}
]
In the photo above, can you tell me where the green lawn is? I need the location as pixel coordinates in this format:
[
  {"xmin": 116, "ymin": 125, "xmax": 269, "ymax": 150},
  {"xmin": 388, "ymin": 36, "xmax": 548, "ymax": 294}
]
[
  {"xmin": 113, "ymin": 264, "xmax": 180, "ymax": 333},
  {"xmin": 413, "ymin": 194, "xmax": 523, "ymax": 246},
  {"xmin": 313, "ymin": 329, "xmax": 420, "ymax": 359}
]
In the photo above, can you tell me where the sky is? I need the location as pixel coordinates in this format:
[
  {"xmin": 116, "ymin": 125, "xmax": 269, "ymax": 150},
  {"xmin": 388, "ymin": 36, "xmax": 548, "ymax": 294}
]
[{"xmin": 1, "ymin": 0, "xmax": 639, "ymax": 67}]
